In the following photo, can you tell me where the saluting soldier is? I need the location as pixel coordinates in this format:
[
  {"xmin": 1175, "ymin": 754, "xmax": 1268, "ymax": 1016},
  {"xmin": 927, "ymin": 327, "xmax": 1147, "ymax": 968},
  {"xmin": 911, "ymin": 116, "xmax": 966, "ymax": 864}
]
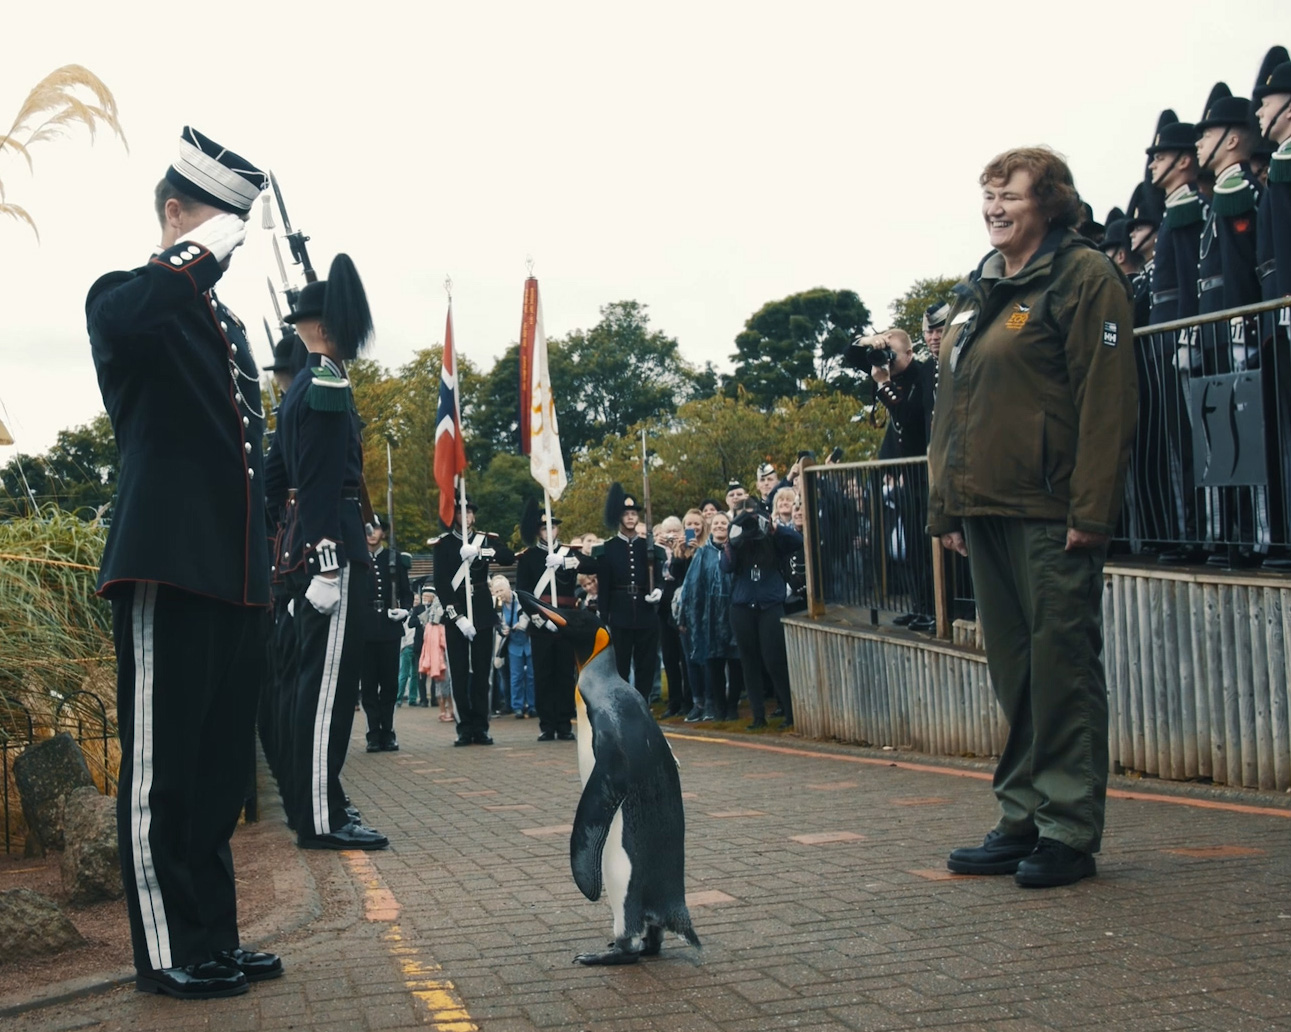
[
  {"xmin": 87, "ymin": 127, "xmax": 281, "ymax": 998},
  {"xmin": 590, "ymin": 483, "xmax": 665, "ymax": 703},
  {"xmin": 515, "ymin": 497, "xmax": 587, "ymax": 741},
  {"xmin": 360, "ymin": 515, "xmax": 413, "ymax": 753},
  {"xmin": 277, "ymin": 255, "xmax": 388, "ymax": 851},
  {"xmin": 433, "ymin": 497, "xmax": 515, "ymax": 746}
]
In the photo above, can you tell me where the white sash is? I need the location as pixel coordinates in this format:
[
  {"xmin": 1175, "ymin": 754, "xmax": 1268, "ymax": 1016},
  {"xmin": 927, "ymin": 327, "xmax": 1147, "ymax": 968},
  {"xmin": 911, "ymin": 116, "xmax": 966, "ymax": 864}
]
[
  {"xmin": 451, "ymin": 533, "xmax": 488, "ymax": 591},
  {"xmin": 533, "ymin": 545, "xmax": 570, "ymax": 599}
]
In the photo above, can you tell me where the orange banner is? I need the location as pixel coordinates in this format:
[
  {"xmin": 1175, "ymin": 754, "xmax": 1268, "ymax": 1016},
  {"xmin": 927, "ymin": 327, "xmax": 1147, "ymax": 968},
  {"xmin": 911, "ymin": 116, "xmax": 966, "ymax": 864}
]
[{"xmin": 519, "ymin": 277, "xmax": 538, "ymax": 455}]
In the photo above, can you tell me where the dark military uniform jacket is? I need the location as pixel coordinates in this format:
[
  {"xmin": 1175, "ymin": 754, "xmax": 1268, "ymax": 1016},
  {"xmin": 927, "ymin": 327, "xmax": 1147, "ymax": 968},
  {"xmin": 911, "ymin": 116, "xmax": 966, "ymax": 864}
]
[
  {"xmin": 275, "ymin": 353, "xmax": 370, "ymax": 582},
  {"xmin": 433, "ymin": 528, "xmax": 515, "ymax": 631},
  {"xmin": 1198, "ymin": 162, "xmax": 1262, "ymax": 314},
  {"xmin": 591, "ymin": 534, "xmax": 667, "ymax": 630},
  {"xmin": 87, "ymin": 241, "xmax": 269, "ymax": 606},
  {"xmin": 1149, "ymin": 183, "xmax": 1205, "ymax": 324},
  {"xmin": 367, "ymin": 546, "xmax": 413, "ymax": 640},
  {"xmin": 1257, "ymin": 138, "xmax": 1291, "ymax": 301},
  {"xmin": 1131, "ymin": 261, "xmax": 1153, "ymax": 327},
  {"xmin": 516, "ymin": 540, "xmax": 587, "ymax": 609},
  {"xmin": 875, "ymin": 358, "xmax": 938, "ymax": 459}
]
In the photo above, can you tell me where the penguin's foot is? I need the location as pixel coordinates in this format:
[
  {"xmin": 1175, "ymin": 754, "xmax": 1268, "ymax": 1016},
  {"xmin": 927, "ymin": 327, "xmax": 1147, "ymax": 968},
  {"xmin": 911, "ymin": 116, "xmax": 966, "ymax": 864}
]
[
  {"xmin": 640, "ymin": 926, "xmax": 663, "ymax": 957},
  {"xmin": 574, "ymin": 942, "xmax": 640, "ymax": 966}
]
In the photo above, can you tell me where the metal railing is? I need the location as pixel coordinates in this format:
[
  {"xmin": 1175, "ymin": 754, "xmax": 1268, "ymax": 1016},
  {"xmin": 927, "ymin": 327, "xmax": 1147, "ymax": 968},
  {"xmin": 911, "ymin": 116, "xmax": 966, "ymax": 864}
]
[{"xmin": 799, "ymin": 297, "xmax": 1291, "ymax": 639}]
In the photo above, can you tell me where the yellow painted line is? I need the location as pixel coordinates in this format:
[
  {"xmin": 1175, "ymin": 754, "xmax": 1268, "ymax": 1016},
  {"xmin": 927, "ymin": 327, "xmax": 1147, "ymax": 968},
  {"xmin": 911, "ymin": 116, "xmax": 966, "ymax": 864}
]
[
  {"xmin": 666, "ymin": 733, "xmax": 1291, "ymax": 820},
  {"xmin": 341, "ymin": 853, "xmax": 478, "ymax": 1030}
]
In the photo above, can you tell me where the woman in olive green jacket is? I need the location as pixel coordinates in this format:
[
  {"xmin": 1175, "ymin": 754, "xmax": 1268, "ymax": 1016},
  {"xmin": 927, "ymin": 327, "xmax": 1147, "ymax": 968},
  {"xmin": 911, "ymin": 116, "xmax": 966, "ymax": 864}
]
[{"xmin": 927, "ymin": 147, "xmax": 1137, "ymax": 889}]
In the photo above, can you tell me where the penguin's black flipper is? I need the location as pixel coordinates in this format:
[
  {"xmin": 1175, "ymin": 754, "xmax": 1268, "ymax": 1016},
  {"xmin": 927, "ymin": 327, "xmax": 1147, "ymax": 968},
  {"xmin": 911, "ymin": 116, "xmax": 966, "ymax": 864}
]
[{"xmin": 570, "ymin": 764, "xmax": 628, "ymax": 902}]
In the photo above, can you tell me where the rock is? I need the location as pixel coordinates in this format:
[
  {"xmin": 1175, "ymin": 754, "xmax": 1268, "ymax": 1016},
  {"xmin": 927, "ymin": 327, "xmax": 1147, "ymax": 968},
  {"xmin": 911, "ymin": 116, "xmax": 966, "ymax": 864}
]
[
  {"xmin": 60, "ymin": 786, "xmax": 123, "ymax": 905},
  {"xmin": 12, "ymin": 732, "xmax": 95, "ymax": 852},
  {"xmin": 0, "ymin": 888, "xmax": 86, "ymax": 961}
]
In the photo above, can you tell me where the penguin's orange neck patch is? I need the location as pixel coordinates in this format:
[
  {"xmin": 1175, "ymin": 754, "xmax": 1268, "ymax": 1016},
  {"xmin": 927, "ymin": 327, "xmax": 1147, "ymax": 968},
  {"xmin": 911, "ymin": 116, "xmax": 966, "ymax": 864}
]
[{"xmin": 577, "ymin": 627, "xmax": 612, "ymax": 671}]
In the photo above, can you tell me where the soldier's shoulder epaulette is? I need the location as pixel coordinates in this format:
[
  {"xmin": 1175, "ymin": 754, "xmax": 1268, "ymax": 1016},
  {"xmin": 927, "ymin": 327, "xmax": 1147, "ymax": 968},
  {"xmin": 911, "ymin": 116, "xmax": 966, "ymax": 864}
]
[
  {"xmin": 307, "ymin": 365, "xmax": 352, "ymax": 412},
  {"xmin": 1271, "ymin": 141, "xmax": 1291, "ymax": 185},
  {"xmin": 428, "ymin": 533, "xmax": 446, "ymax": 546},
  {"xmin": 1164, "ymin": 188, "xmax": 1204, "ymax": 229},
  {"xmin": 398, "ymin": 551, "xmax": 413, "ymax": 570},
  {"xmin": 1211, "ymin": 172, "xmax": 1257, "ymax": 218}
]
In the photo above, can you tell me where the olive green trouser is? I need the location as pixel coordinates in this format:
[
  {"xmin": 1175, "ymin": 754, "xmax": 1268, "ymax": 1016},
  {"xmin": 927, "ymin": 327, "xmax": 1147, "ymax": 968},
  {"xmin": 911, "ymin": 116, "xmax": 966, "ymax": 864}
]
[{"xmin": 963, "ymin": 517, "xmax": 1110, "ymax": 854}]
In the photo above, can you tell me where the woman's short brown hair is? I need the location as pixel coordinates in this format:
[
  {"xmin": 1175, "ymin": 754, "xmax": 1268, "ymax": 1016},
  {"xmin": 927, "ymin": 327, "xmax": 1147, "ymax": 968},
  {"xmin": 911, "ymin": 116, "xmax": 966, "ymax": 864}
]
[{"xmin": 980, "ymin": 147, "xmax": 1083, "ymax": 229}]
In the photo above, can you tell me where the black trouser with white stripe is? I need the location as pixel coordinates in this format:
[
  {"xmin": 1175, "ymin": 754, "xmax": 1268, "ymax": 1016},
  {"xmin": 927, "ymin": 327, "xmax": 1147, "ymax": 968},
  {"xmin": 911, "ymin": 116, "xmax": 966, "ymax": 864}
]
[
  {"xmin": 610, "ymin": 623, "xmax": 659, "ymax": 703},
  {"xmin": 360, "ymin": 636, "xmax": 400, "ymax": 743},
  {"xmin": 531, "ymin": 630, "xmax": 577, "ymax": 734},
  {"xmin": 292, "ymin": 564, "xmax": 367, "ymax": 837},
  {"xmin": 112, "ymin": 582, "xmax": 263, "ymax": 974},
  {"xmin": 446, "ymin": 620, "xmax": 494, "ymax": 737},
  {"xmin": 271, "ymin": 600, "xmax": 298, "ymax": 818}
]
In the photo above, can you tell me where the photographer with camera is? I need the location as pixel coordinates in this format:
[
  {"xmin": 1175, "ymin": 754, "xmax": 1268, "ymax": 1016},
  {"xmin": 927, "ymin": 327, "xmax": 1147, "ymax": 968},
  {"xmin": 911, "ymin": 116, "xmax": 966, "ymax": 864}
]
[
  {"xmin": 722, "ymin": 498, "xmax": 801, "ymax": 730},
  {"xmin": 845, "ymin": 329, "xmax": 937, "ymax": 459}
]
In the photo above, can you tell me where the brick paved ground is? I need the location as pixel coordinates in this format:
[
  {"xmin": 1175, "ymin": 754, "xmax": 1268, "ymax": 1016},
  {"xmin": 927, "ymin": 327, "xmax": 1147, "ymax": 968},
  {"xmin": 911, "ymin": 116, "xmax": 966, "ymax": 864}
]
[{"xmin": 5, "ymin": 706, "xmax": 1291, "ymax": 1031}]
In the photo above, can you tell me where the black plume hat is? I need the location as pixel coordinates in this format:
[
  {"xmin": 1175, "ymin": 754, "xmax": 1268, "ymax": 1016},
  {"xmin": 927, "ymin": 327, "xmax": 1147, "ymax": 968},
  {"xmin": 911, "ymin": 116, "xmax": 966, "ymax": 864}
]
[
  {"xmin": 265, "ymin": 330, "xmax": 307, "ymax": 374},
  {"xmin": 604, "ymin": 482, "xmax": 641, "ymax": 529},
  {"xmin": 1252, "ymin": 46, "xmax": 1291, "ymax": 102},
  {"xmin": 1196, "ymin": 81, "xmax": 1254, "ymax": 131},
  {"xmin": 283, "ymin": 254, "xmax": 374, "ymax": 361},
  {"xmin": 1101, "ymin": 207, "xmax": 1129, "ymax": 253},
  {"xmin": 521, "ymin": 497, "xmax": 564, "ymax": 546},
  {"xmin": 1126, "ymin": 181, "xmax": 1165, "ymax": 232}
]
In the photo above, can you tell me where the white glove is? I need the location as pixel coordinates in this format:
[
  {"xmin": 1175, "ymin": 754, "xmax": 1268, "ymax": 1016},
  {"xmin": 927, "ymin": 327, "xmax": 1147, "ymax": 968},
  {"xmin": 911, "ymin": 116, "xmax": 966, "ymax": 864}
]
[
  {"xmin": 455, "ymin": 615, "xmax": 476, "ymax": 640},
  {"xmin": 563, "ymin": 556, "xmax": 582, "ymax": 570},
  {"xmin": 305, "ymin": 575, "xmax": 341, "ymax": 616},
  {"xmin": 459, "ymin": 543, "xmax": 481, "ymax": 562},
  {"xmin": 728, "ymin": 522, "xmax": 743, "ymax": 540},
  {"xmin": 493, "ymin": 656, "xmax": 504, "ymax": 669},
  {"xmin": 287, "ymin": 598, "xmax": 295, "ymax": 618},
  {"xmin": 543, "ymin": 618, "xmax": 559, "ymax": 633},
  {"xmin": 499, "ymin": 624, "xmax": 510, "ymax": 637},
  {"xmin": 387, "ymin": 608, "xmax": 408, "ymax": 621},
  {"xmin": 544, "ymin": 551, "xmax": 563, "ymax": 569},
  {"xmin": 645, "ymin": 588, "xmax": 662, "ymax": 604},
  {"xmin": 179, "ymin": 212, "xmax": 247, "ymax": 263},
  {"xmin": 516, "ymin": 613, "xmax": 531, "ymax": 632}
]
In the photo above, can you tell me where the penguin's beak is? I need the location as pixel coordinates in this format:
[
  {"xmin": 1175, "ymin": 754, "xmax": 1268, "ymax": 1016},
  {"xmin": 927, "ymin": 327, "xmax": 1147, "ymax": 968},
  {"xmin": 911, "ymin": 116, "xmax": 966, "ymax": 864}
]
[{"xmin": 516, "ymin": 589, "xmax": 567, "ymax": 627}]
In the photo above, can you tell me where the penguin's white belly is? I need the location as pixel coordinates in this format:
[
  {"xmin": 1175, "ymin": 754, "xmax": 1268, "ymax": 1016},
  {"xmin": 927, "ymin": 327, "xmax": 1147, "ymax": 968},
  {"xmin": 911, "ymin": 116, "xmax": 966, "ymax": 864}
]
[
  {"xmin": 575, "ymin": 695, "xmax": 594, "ymax": 786},
  {"xmin": 601, "ymin": 807, "xmax": 632, "ymax": 939}
]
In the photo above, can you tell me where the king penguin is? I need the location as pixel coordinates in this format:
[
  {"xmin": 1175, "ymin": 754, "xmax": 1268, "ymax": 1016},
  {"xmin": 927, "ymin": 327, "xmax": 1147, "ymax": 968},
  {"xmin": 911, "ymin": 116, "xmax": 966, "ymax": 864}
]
[{"xmin": 516, "ymin": 590, "xmax": 701, "ymax": 965}]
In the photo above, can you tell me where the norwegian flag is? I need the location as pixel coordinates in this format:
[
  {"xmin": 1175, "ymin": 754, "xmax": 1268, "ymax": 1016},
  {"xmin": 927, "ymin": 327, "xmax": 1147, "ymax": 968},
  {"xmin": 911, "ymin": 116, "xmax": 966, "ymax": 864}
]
[{"xmin": 434, "ymin": 305, "xmax": 468, "ymax": 527}]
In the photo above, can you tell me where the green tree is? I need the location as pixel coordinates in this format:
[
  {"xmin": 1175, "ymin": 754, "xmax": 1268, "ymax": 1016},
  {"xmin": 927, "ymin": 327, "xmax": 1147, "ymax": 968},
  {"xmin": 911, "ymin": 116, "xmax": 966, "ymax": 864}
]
[
  {"xmin": 727, "ymin": 288, "xmax": 872, "ymax": 409},
  {"xmin": 551, "ymin": 390, "xmax": 884, "ymax": 537},
  {"xmin": 887, "ymin": 275, "xmax": 961, "ymax": 351},
  {"xmin": 1, "ymin": 413, "xmax": 118, "ymax": 519}
]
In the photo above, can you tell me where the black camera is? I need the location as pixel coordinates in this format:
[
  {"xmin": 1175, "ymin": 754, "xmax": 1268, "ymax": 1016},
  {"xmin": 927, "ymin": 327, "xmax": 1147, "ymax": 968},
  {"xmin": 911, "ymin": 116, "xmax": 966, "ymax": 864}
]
[
  {"xmin": 843, "ymin": 337, "xmax": 896, "ymax": 372},
  {"xmin": 730, "ymin": 509, "xmax": 767, "ymax": 546}
]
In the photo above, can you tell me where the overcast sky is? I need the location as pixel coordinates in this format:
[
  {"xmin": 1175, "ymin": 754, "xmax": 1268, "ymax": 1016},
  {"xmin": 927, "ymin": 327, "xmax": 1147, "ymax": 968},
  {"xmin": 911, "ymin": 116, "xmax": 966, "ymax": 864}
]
[{"xmin": 1, "ymin": 1, "xmax": 1283, "ymax": 456}]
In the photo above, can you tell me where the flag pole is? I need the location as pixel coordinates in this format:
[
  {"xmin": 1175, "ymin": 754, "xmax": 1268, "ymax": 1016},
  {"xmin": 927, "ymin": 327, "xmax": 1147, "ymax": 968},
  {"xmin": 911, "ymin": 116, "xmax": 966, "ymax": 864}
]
[
  {"xmin": 447, "ymin": 279, "xmax": 474, "ymax": 634},
  {"xmin": 543, "ymin": 488, "xmax": 558, "ymax": 606}
]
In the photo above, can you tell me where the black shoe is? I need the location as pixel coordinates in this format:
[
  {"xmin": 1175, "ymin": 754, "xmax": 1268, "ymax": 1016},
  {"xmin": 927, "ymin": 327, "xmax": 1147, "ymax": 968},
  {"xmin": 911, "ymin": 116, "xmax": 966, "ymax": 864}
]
[
  {"xmin": 382, "ymin": 734, "xmax": 399, "ymax": 752},
  {"xmin": 135, "ymin": 961, "xmax": 248, "ymax": 999},
  {"xmin": 893, "ymin": 612, "xmax": 917, "ymax": 626},
  {"xmin": 473, "ymin": 733, "xmax": 494, "ymax": 745},
  {"xmin": 746, "ymin": 721, "xmax": 767, "ymax": 730},
  {"xmin": 537, "ymin": 731, "xmax": 556, "ymax": 742},
  {"xmin": 298, "ymin": 822, "xmax": 389, "ymax": 850},
  {"xmin": 515, "ymin": 711, "xmax": 526, "ymax": 719},
  {"xmin": 213, "ymin": 948, "xmax": 283, "ymax": 982},
  {"xmin": 344, "ymin": 805, "xmax": 363, "ymax": 823},
  {"xmin": 771, "ymin": 708, "xmax": 785, "ymax": 718},
  {"xmin": 908, "ymin": 615, "xmax": 936, "ymax": 633},
  {"xmin": 453, "ymin": 735, "xmax": 474, "ymax": 747},
  {"xmin": 663, "ymin": 707, "xmax": 682, "ymax": 718},
  {"xmin": 683, "ymin": 708, "xmax": 703, "ymax": 723},
  {"xmin": 947, "ymin": 829, "xmax": 1039, "ymax": 875},
  {"xmin": 365, "ymin": 739, "xmax": 383, "ymax": 753},
  {"xmin": 1015, "ymin": 839, "xmax": 1097, "ymax": 888},
  {"xmin": 778, "ymin": 718, "xmax": 794, "ymax": 730},
  {"xmin": 556, "ymin": 730, "xmax": 576, "ymax": 741}
]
